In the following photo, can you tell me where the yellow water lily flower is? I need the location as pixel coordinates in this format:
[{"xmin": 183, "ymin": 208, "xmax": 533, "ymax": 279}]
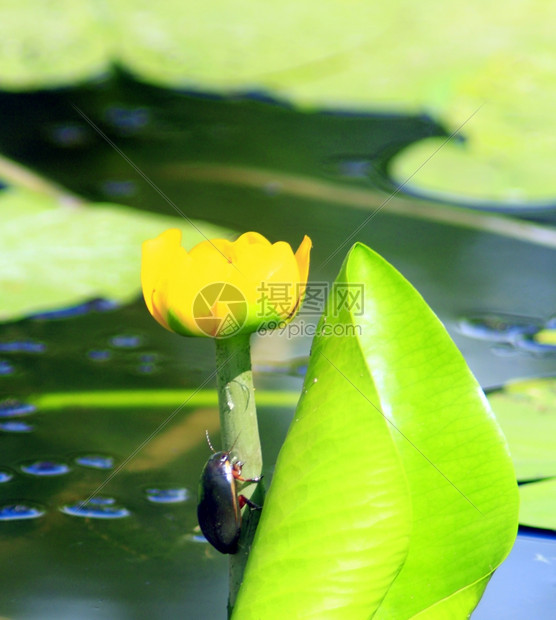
[{"xmin": 142, "ymin": 230, "xmax": 312, "ymax": 338}]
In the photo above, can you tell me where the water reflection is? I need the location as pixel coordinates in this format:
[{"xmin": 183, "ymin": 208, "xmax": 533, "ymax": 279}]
[
  {"xmin": 0, "ymin": 503, "xmax": 45, "ymax": 521},
  {"xmin": 0, "ymin": 340, "xmax": 46, "ymax": 353},
  {"xmin": 31, "ymin": 298, "xmax": 119, "ymax": 321},
  {"xmin": 110, "ymin": 334, "xmax": 143, "ymax": 349},
  {"xmin": 145, "ymin": 488, "xmax": 190, "ymax": 504},
  {"xmin": 61, "ymin": 499, "xmax": 131, "ymax": 519},
  {"xmin": 0, "ymin": 400, "xmax": 37, "ymax": 417},
  {"xmin": 46, "ymin": 122, "xmax": 91, "ymax": 147},
  {"xmin": 0, "ymin": 359, "xmax": 15, "ymax": 375},
  {"xmin": 74, "ymin": 454, "xmax": 115, "ymax": 470},
  {"xmin": 0, "ymin": 469, "xmax": 14, "ymax": 483},
  {"xmin": 87, "ymin": 349, "xmax": 113, "ymax": 362},
  {"xmin": 459, "ymin": 313, "xmax": 556, "ymax": 358},
  {"xmin": 20, "ymin": 460, "xmax": 71, "ymax": 476},
  {"xmin": 104, "ymin": 105, "xmax": 150, "ymax": 134},
  {"xmin": 458, "ymin": 313, "xmax": 540, "ymax": 342},
  {"xmin": 0, "ymin": 420, "xmax": 34, "ymax": 433},
  {"xmin": 100, "ymin": 179, "xmax": 137, "ymax": 198}
]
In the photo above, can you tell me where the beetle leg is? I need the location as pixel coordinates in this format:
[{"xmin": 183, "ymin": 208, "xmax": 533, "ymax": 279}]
[
  {"xmin": 235, "ymin": 473, "xmax": 263, "ymax": 483},
  {"xmin": 232, "ymin": 461, "xmax": 263, "ymax": 483},
  {"xmin": 238, "ymin": 495, "xmax": 262, "ymax": 510}
]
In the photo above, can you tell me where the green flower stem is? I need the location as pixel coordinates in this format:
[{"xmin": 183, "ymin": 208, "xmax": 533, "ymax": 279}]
[{"xmin": 214, "ymin": 333, "xmax": 265, "ymax": 614}]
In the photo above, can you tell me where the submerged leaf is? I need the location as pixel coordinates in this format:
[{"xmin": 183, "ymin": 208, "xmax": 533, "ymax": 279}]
[{"xmin": 234, "ymin": 243, "xmax": 518, "ymax": 618}]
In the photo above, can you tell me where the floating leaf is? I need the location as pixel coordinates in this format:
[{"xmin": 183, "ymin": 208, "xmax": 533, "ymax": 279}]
[
  {"xmin": 1, "ymin": 1, "xmax": 555, "ymax": 203},
  {"xmin": 0, "ymin": 0, "xmax": 109, "ymax": 89},
  {"xmin": 0, "ymin": 188, "xmax": 232, "ymax": 321},
  {"xmin": 519, "ymin": 478, "xmax": 556, "ymax": 531},
  {"xmin": 390, "ymin": 52, "xmax": 556, "ymax": 206},
  {"xmin": 487, "ymin": 377, "xmax": 556, "ymax": 481},
  {"xmin": 234, "ymin": 243, "xmax": 518, "ymax": 618}
]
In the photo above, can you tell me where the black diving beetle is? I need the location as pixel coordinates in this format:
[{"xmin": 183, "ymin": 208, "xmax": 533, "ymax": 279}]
[{"xmin": 197, "ymin": 432, "xmax": 262, "ymax": 554}]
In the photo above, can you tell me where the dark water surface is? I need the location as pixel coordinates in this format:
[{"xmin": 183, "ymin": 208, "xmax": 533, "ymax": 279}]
[{"xmin": 1, "ymin": 75, "xmax": 555, "ymax": 618}]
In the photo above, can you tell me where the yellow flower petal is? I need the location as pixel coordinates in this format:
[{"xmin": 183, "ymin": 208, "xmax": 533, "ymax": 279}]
[
  {"xmin": 141, "ymin": 230, "xmax": 312, "ymax": 338},
  {"xmin": 235, "ymin": 231, "xmax": 272, "ymax": 248},
  {"xmin": 295, "ymin": 235, "xmax": 312, "ymax": 287},
  {"xmin": 141, "ymin": 228, "xmax": 184, "ymax": 331}
]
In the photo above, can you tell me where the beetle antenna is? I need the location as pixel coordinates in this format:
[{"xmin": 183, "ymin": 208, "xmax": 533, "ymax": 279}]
[
  {"xmin": 205, "ymin": 429, "xmax": 216, "ymax": 453},
  {"xmin": 205, "ymin": 429, "xmax": 242, "ymax": 454},
  {"xmin": 228, "ymin": 430, "xmax": 242, "ymax": 453}
]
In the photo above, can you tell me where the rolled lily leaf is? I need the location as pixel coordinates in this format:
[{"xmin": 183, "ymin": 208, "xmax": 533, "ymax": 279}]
[{"xmin": 233, "ymin": 243, "xmax": 518, "ymax": 619}]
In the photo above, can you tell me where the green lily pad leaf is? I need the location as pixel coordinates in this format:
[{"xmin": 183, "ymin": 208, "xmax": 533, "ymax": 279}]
[
  {"xmin": 519, "ymin": 478, "xmax": 556, "ymax": 531},
  {"xmin": 390, "ymin": 50, "xmax": 556, "ymax": 206},
  {"xmin": 0, "ymin": 0, "xmax": 110, "ymax": 90},
  {"xmin": 535, "ymin": 328, "xmax": 556, "ymax": 346},
  {"xmin": 0, "ymin": 187, "xmax": 232, "ymax": 321},
  {"xmin": 234, "ymin": 243, "xmax": 518, "ymax": 619},
  {"xmin": 2, "ymin": 1, "xmax": 555, "ymax": 204},
  {"xmin": 487, "ymin": 377, "xmax": 556, "ymax": 481}
]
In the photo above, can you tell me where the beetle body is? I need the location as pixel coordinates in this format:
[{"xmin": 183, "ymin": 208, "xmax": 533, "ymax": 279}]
[
  {"xmin": 198, "ymin": 452, "xmax": 241, "ymax": 554},
  {"xmin": 197, "ymin": 449, "xmax": 261, "ymax": 554}
]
